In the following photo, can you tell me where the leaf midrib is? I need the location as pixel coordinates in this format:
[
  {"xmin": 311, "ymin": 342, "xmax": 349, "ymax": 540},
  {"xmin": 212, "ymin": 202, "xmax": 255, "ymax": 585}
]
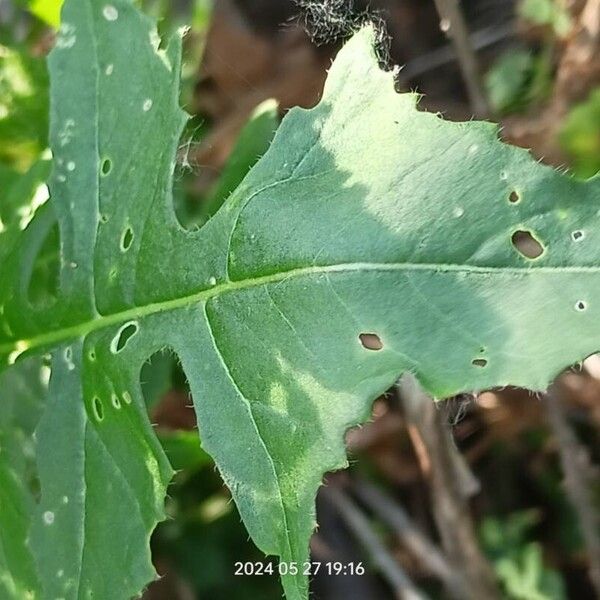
[{"xmin": 4, "ymin": 259, "xmax": 596, "ymax": 357}]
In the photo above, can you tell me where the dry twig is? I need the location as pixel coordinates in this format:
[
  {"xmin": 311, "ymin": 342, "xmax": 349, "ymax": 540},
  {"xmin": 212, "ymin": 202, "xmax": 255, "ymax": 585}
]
[
  {"xmin": 545, "ymin": 385, "xmax": 600, "ymax": 596},
  {"xmin": 398, "ymin": 374, "xmax": 501, "ymax": 600},
  {"xmin": 322, "ymin": 485, "xmax": 430, "ymax": 600},
  {"xmin": 430, "ymin": 0, "xmax": 490, "ymax": 116},
  {"xmin": 352, "ymin": 477, "xmax": 466, "ymax": 598},
  {"xmin": 401, "ymin": 20, "xmax": 515, "ymax": 80}
]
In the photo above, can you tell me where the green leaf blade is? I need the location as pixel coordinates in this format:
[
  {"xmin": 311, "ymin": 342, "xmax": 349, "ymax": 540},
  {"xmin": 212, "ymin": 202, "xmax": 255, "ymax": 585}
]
[
  {"xmin": 29, "ymin": 341, "xmax": 173, "ymax": 600},
  {"xmin": 2, "ymin": 1, "xmax": 182, "ymax": 597}
]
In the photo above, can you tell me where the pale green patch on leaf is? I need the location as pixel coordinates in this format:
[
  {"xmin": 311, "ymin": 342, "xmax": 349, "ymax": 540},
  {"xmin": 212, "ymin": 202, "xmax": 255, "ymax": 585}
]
[{"xmin": 1, "ymin": 1, "xmax": 599, "ymax": 599}]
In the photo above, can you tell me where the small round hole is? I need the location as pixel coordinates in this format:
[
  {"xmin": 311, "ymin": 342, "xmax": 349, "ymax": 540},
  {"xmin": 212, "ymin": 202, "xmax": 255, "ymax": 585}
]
[
  {"xmin": 111, "ymin": 394, "xmax": 121, "ymax": 409},
  {"xmin": 92, "ymin": 397, "xmax": 104, "ymax": 421},
  {"xmin": 571, "ymin": 230, "xmax": 584, "ymax": 242},
  {"xmin": 120, "ymin": 227, "xmax": 134, "ymax": 252},
  {"xmin": 472, "ymin": 358, "xmax": 488, "ymax": 368},
  {"xmin": 359, "ymin": 333, "xmax": 384, "ymax": 351},
  {"xmin": 511, "ymin": 230, "xmax": 545, "ymax": 259},
  {"xmin": 575, "ymin": 300, "xmax": 587, "ymax": 312},
  {"xmin": 88, "ymin": 349, "xmax": 96, "ymax": 362},
  {"xmin": 508, "ymin": 190, "xmax": 520, "ymax": 204},
  {"xmin": 101, "ymin": 158, "xmax": 112, "ymax": 175},
  {"xmin": 110, "ymin": 321, "xmax": 139, "ymax": 353}
]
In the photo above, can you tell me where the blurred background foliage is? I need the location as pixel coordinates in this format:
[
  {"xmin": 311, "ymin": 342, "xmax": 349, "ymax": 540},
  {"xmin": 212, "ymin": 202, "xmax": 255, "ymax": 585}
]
[{"xmin": 0, "ymin": 0, "xmax": 599, "ymax": 598}]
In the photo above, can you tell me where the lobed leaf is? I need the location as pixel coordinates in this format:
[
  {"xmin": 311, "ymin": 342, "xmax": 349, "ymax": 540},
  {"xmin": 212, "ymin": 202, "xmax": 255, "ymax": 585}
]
[{"xmin": 0, "ymin": 1, "xmax": 599, "ymax": 599}]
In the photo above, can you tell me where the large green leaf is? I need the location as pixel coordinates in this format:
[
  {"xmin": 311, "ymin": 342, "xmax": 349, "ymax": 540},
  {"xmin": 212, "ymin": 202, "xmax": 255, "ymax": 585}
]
[{"xmin": 1, "ymin": 1, "xmax": 600, "ymax": 598}]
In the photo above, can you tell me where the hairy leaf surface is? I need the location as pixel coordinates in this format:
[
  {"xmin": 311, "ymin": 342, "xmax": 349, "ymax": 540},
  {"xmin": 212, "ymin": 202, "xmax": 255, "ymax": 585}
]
[{"xmin": 1, "ymin": 1, "xmax": 599, "ymax": 599}]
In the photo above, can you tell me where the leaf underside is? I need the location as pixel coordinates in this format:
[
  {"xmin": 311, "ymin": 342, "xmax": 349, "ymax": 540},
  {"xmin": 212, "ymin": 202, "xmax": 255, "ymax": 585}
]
[{"xmin": 1, "ymin": 1, "xmax": 599, "ymax": 599}]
